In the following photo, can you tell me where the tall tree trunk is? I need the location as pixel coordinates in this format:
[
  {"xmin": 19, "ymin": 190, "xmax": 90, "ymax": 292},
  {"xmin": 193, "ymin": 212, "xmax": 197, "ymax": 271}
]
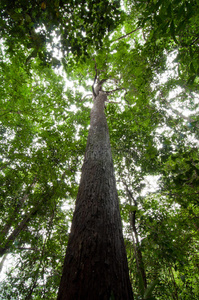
[{"xmin": 57, "ymin": 83, "xmax": 134, "ymax": 300}]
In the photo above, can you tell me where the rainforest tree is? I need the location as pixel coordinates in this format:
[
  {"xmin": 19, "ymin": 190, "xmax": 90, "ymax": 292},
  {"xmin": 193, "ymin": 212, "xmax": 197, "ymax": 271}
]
[
  {"xmin": 57, "ymin": 79, "xmax": 134, "ymax": 299},
  {"xmin": 0, "ymin": 0, "xmax": 199, "ymax": 299}
]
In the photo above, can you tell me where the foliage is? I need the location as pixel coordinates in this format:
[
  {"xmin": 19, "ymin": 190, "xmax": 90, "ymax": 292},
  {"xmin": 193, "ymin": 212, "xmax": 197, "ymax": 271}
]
[
  {"xmin": 0, "ymin": 0, "xmax": 123, "ymax": 65},
  {"xmin": 130, "ymin": 0, "xmax": 199, "ymax": 85},
  {"xmin": 0, "ymin": 45, "xmax": 87, "ymax": 297}
]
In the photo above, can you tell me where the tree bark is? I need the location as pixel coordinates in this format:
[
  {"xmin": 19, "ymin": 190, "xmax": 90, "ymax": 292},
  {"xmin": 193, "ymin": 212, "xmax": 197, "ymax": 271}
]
[{"xmin": 57, "ymin": 84, "xmax": 134, "ymax": 300}]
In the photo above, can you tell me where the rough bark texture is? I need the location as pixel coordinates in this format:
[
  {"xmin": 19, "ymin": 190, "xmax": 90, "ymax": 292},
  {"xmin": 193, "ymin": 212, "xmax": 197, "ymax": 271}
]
[{"xmin": 57, "ymin": 87, "xmax": 134, "ymax": 300}]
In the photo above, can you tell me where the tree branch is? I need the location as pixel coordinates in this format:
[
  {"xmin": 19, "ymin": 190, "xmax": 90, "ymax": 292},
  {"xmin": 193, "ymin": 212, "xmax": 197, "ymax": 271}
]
[
  {"xmin": 0, "ymin": 253, "xmax": 8, "ymax": 273},
  {"xmin": 105, "ymin": 87, "xmax": 126, "ymax": 95},
  {"xmin": 111, "ymin": 27, "xmax": 141, "ymax": 43},
  {"xmin": 92, "ymin": 59, "xmax": 98, "ymax": 97},
  {"xmin": 81, "ymin": 94, "xmax": 93, "ymax": 102}
]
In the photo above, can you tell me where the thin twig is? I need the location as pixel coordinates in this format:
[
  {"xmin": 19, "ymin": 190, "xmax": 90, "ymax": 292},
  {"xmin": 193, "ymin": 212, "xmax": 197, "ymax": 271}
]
[
  {"xmin": 124, "ymin": 90, "xmax": 130, "ymax": 106},
  {"xmin": 105, "ymin": 87, "xmax": 126, "ymax": 95},
  {"xmin": 81, "ymin": 94, "xmax": 93, "ymax": 102},
  {"xmin": 106, "ymin": 101, "xmax": 119, "ymax": 104},
  {"xmin": 111, "ymin": 27, "xmax": 141, "ymax": 43}
]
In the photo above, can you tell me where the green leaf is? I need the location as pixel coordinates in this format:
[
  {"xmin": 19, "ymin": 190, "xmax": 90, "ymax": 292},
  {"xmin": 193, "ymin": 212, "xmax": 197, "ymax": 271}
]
[
  {"xmin": 170, "ymin": 20, "xmax": 178, "ymax": 43},
  {"xmin": 144, "ymin": 279, "xmax": 158, "ymax": 299}
]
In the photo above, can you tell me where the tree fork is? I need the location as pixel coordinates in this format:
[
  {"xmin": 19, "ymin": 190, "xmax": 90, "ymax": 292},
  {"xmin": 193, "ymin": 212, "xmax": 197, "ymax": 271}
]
[{"xmin": 57, "ymin": 82, "xmax": 134, "ymax": 299}]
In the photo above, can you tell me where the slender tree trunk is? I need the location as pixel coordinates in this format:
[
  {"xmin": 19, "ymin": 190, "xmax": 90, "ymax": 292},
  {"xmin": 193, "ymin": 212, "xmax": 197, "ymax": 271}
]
[
  {"xmin": 130, "ymin": 210, "xmax": 147, "ymax": 291},
  {"xmin": 57, "ymin": 84, "xmax": 134, "ymax": 300},
  {"xmin": 169, "ymin": 267, "xmax": 179, "ymax": 300},
  {"xmin": 0, "ymin": 204, "xmax": 39, "ymax": 257},
  {"xmin": 0, "ymin": 178, "xmax": 37, "ymax": 239},
  {"xmin": 123, "ymin": 180, "xmax": 147, "ymax": 291}
]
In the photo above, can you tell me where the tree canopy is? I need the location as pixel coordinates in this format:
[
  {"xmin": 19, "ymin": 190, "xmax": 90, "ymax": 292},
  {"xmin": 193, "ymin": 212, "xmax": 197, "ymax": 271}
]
[
  {"xmin": 0, "ymin": 0, "xmax": 122, "ymax": 64},
  {"xmin": 0, "ymin": 0, "xmax": 199, "ymax": 299}
]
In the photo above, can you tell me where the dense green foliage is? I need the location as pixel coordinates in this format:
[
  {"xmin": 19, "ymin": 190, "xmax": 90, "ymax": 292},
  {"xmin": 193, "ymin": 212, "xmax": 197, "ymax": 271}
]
[
  {"xmin": 0, "ymin": 0, "xmax": 122, "ymax": 64},
  {"xmin": 0, "ymin": 0, "xmax": 198, "ymax": 299}
]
